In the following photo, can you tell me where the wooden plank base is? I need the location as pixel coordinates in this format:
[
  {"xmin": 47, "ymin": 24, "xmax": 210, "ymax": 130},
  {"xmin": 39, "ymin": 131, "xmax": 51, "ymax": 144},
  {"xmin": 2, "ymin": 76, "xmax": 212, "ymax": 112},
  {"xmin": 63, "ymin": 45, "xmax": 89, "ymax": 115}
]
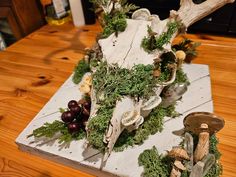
[{"xmin": 16, "ymin": 64, "xmax": 212, "ymax": 177}]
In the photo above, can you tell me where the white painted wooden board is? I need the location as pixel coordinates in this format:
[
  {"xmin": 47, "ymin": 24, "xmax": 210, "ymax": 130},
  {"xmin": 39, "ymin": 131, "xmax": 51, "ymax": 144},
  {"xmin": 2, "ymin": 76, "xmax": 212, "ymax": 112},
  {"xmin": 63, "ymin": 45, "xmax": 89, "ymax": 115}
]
[{"xmin": 16, "ymin": 64, "xmax": 212, "ymax": 177}]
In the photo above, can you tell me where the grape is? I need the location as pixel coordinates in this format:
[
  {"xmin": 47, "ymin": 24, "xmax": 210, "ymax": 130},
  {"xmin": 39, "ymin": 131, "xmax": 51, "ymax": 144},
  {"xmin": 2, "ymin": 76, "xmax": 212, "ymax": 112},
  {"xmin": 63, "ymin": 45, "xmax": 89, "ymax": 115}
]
[
  {"xmin": 70, "ymin": 105, "xmax": 81, "ymax": 115},
  {"xmin": 61, "ymin": 111, "xmax": 75, "ymax": 123},
  {"xmin": 78, "ymin": 99, "xmax": 86, "ymax": 106},
  {"xmin": 68, "ymin": 100, "xmax": 78, "ymax": 109},
  {"xmin": 82, "ymin": 108, "xmax": 90, "ymax": 116},
  {"xmin": 83, "ymin": 101, "xmax": 91, "ymax": 110},
  {"xmin": 82, "ymin": 110, "xmax": 89, "ymax": 120},
  {"xmin": 68, "ymin": 122, "xmax": 80, "ymax": 134}
]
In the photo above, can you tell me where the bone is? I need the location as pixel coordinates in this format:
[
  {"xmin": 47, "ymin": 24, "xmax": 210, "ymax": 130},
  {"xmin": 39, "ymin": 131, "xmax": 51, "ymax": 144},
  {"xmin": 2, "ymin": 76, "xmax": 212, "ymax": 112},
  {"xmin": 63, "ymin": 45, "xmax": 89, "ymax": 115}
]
[
  {"xmin": 87, "ymin": 0, "xmax": 234, "ymax": 159},
  {"xmin": 103, "ymin": 97, "xmax": 141, "ymax": 160}
]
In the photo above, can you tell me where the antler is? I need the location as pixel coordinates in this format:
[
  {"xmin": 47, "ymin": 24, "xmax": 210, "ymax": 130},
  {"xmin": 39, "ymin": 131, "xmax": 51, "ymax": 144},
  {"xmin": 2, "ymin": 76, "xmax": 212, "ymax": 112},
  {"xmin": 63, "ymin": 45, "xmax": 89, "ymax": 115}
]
[{"xmin": 176, "ymin": 0, "xmax": 235, "ymax": 28}]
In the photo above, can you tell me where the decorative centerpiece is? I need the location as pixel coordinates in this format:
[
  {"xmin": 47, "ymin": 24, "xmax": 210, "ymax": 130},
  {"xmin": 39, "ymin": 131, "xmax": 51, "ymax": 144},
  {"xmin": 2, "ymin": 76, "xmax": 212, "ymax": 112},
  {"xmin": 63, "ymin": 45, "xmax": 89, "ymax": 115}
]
[{"xmin": 16, "ymin": 0, "xmax": 234, "ymax": 177}]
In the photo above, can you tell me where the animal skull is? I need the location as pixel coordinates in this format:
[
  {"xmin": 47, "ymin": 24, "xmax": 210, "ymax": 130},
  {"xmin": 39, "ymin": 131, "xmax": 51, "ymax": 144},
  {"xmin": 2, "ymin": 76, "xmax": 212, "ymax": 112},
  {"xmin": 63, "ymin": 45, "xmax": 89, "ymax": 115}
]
[{"xmin": 86, "ymin": 0, "xmax": 234, "ymax": 160}]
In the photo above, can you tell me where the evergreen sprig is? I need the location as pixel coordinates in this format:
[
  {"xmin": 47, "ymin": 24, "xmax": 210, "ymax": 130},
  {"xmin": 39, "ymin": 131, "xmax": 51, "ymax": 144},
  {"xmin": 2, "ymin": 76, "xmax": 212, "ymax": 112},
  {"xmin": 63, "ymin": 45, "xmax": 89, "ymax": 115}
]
[
  {"xmin": 28, "ymin": 120, "xmax": 86, "ymax": 144},
  {"xmin": 119, "ymin": 0, "xmax": 139, "ymax": 14},
  {"xmin": 172, "ymin": 38, "xmax": 201, "ymax": 63},
  {"xmin": 29, "ymin": 120, "xmax": 65, "ymax": 138}
]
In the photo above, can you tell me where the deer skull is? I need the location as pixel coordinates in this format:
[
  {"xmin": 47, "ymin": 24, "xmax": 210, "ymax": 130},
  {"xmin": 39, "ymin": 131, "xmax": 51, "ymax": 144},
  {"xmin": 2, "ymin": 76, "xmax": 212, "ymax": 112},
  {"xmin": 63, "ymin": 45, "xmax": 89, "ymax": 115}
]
[{"xmin": 86, "ymin": 0, "xmax": 234, "ymax": 160}]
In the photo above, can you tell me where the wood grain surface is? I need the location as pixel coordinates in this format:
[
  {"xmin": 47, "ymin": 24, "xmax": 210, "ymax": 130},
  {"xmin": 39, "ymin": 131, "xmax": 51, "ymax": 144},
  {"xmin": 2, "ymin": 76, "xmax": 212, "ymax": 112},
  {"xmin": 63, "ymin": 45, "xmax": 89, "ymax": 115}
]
[{"xmin": 0, "ymin": 22, "xmax": 235, "ymax": 177}]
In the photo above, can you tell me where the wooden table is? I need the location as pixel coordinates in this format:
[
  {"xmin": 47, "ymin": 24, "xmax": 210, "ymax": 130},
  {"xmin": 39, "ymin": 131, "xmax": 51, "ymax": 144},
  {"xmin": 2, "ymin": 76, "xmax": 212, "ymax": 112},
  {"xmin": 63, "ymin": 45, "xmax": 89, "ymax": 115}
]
[{"xmin": 0, "ymin": 22, "xmax": 235, "ymax": 177}]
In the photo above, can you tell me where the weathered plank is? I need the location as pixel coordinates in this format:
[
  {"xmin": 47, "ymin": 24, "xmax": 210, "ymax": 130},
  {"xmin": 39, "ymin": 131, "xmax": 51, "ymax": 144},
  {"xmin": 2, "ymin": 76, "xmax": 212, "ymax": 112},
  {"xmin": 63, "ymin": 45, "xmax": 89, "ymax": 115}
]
[{"xmin": 16, "ymin": 64, "xmax": 212, "ymax": 177}]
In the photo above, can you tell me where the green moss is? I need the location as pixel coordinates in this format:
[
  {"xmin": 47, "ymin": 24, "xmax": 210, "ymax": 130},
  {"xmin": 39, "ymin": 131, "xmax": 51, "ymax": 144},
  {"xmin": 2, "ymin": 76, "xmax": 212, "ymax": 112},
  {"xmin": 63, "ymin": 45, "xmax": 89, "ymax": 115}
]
[
  {"xmin": 88, "ymin": 60, "xmax": 187, "ymax": 152},
  {"xmin": 204, "ymin": 135, "xmax": 222, "ymax": 177},
  {"xmin": 209, "ymin": 135, "xmax": 221, "ymax": 160},
  {"xmin": 142, "ymin": 22, "xmax": 180, "ymax": 52},
  {"xmin": 87, "ymin": 108, "xmax": 114, "ymax": 152},
  {"xmin": 72, "ymin": 60, "xmax": 90, "ymax": 84},
  {"xmin": 87, "ymin": 61, "xmax": 162, "ymax": 151},
  {"xmin": 102, "ymin": 13, "xmax": 127, "ymax": 38},
  {"xmin": 91, "ymin": 0, "xmax": 138, "ymax": 38},
  {"xmin": 113, "ymin": 130, "xmax": 136, "ymax": 152},
  {"xmin": 174, "ymin": 68, "xmax": 190, "ymax": 85},
  {"xmin": 158, "ymin": 68, "xmax": 172, "ymax": 82},
  {"xmin": 92, "ymin": 61, "xmax": 161, "ymax": 101},
  {"xmin": 204, "ymin": 163, "xmax": 222, "ymax": 177},
  {"xmin": 138, "ymin": 146, "xmax": 173, "ymax": 177}
]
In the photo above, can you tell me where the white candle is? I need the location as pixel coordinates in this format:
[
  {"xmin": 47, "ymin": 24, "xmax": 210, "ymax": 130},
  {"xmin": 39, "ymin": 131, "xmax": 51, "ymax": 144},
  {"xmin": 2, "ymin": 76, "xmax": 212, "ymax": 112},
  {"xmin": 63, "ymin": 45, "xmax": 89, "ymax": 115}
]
[{"xmin": 69, "ymin": 0, "xmax": 85, "ymax": 27}]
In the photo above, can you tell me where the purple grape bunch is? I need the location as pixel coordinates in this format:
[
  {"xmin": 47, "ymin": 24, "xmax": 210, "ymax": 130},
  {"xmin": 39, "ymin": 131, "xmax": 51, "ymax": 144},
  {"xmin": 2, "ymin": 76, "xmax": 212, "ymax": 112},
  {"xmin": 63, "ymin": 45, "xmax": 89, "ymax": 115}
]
[{"xmin": 61, "ymin": 99, "xmax": 91, "ymax": 134}]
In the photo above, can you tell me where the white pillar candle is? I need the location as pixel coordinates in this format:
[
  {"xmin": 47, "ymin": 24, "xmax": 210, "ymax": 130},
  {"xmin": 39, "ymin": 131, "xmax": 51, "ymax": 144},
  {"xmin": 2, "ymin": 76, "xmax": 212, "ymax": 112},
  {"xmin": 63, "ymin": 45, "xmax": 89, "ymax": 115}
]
[{"xmin": 69, "ymin": 0, "xmax": 85, "ymax": 27}]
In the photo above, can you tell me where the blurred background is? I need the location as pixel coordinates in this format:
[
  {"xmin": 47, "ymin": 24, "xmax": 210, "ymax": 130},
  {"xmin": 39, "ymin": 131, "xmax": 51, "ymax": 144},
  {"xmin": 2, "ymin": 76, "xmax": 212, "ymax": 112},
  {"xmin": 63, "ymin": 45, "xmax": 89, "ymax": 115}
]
[{"xmin": 0, "ymin": 0, "xmax": 235, "ymax": 49}]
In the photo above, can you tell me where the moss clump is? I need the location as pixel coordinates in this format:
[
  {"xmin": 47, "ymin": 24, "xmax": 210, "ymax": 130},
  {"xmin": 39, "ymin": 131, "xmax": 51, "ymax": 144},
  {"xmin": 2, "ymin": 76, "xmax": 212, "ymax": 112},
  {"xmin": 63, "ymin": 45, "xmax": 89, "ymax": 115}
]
[
  {"xmin": 205, "ymin": 135, "xmax": 222, "ymax": 177},
  {"xmin": 102, "ymin": 13, "xmax": 127, "ymax": 38},
  {"xmin": 87, "ymin": 107, "xmax": 114, "ymax": 151},
  {"xmin": 209, "ymin": 134, "xmax": 221, "ymax": 160},
  {"xmin": 72, "ymin": 60, "xmax": 90, "ymax": 84},
  {"xmin": 142, "ymin": 22, "xmax": 180, "ymax": 52},
  {"xmin": 92, "ymin": 61, "xmax": 163, "ymax": 101},
  {"xmin": 173, "ymin": 68, "xmax": 190, "ymax": 85},
  {"xmin": 91, "ymin": 0, "xmax": 137, "ymax": 38},
  {"xmin": 138, "ymin": 146, "xmax": 173, "ymax": 177},
  {"xmin": 87, "ymin": 61, "xmax": 163, "ymax": 151},
  {"xmin": 87, "ymin": 62, "xmax": 188, "ymax": 152}
]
